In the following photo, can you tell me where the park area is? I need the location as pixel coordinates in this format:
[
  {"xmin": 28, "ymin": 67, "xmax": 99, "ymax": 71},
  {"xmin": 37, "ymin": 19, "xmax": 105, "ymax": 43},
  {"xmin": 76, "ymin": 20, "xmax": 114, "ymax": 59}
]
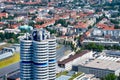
[{"xmin": 56, "ymin": 71, "xmax": 82, "ymax": 80}]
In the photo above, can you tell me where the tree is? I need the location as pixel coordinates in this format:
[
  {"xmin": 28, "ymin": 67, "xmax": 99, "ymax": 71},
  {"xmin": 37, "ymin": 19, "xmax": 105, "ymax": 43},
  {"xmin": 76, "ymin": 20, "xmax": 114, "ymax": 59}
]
[
  {"xmin": 0, "ymin": 33, "xmax": 5, "ymax": 41},
  {"xmin": 97, "ymin": 45, "xmax": 104, "ymax": 52},
  {"xmin": 70, "ymin": 42, "xmax": 76, "ymax": 51},
  {"xmin": 104, "ymin": 45, "xmax": 120, "ymax": 50},
  {"xmin": 55, "ymin": 19, "xmax": 69, "ymax": 27},
  {"xmin": 101, "ymin": 73, "xmax": 117, "ymax": 80},
  {"xmin": 48, "ymin": 11, "xmax": 53, "ymax": 15},
  {"xmin": 31, "ymin": 15, "xmax": 37, "ymax": 20},
  {"xmin": 45, "ymin": 27, "xmax": 56, "ymax": 34},
  {"xmin": 28, "ymin": 21, "xmax": 35, "ymax": 27},
  {"xmin": 117, "ymin": 74, "xmax": 120, "ymax": 80},
  {"xmin": 88, "ymin": 26, "xmax": 92, "ymax": 29},
  {"xmin": 36, "ymin": 21, "xmax": 44, "ymax": 25},
  {"xmin": 0, "ymin": 32, "xmax": 20, "ymax": 43},
  {"xmin": 84, "ymin": 43, "xmax": 104, "ymax": 52}
]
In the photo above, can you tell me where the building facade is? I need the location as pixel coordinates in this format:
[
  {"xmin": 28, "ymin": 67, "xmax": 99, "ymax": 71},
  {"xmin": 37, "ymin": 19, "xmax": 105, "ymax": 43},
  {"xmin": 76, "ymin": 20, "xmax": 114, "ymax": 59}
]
[
  {"xmin": 20, "ymin": 29, "xmax": 56, "ymax": 80},
  {"xmin": 73, "ymin": 56, "xmax": 120, "ymax": 78}
]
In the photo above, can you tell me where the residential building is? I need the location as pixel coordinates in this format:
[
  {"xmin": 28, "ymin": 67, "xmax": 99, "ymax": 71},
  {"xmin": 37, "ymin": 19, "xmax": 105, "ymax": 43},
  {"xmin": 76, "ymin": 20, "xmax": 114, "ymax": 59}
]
[
  {"xmin": 103, "ymin": 29, "xmax": 120, "ymax": 38},
  {"xmin": 82, "ymin": 39, "xmax": 119, "ymax": 46},
  {"xmin": 4, "ymin": 29, "xmax": 20, "ymax": 34},
  {"xmin": 0, "ymin": 12, "xmax": 8, "ymax": 19}
]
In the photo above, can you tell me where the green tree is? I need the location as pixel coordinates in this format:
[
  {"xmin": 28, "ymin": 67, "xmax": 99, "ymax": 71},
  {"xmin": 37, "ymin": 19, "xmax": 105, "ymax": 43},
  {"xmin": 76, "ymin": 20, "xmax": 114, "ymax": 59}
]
[
  {"xmin": 55, "ymin": 19, "xmax": 69, "ymax": 27},
  {"xmin": 48, "ymin": 11, "xmax": 53, "ymax": 15},
  {"xmin": 84, "ymin": 43, "xmax": 104, "ymax": 52},
  {"xmin": 45, "ymin": 27, "xmax": 56, "ymax": 34},
  {"xmin": 97, "ymin": 45, "xmax": 104, "ymax": 52},
  {"xmin": 101, "ymin": 73, "xmax": 117, "ymax": 80},
  {"xmin": 0, "ymin": 33, "xmax": 5, "ymax": 40},
  {"xmin": 28, "ymin": 21, "xmax": 35, "ymax": 27},
  {"xmin": 36, "ymin": 21, "xmax": 44, "ymax": 25}
]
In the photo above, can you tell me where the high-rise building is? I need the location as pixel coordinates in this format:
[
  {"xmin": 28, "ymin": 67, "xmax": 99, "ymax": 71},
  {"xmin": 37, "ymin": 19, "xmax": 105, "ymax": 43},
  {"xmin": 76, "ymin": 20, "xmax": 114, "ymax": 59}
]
[
  {"xmin": 20, "ymin": 0, "xmax": 41, "ymax": 2},
  {"xmin": 20, "ymin": 29, "xmax": 56, "ymax": 80}
]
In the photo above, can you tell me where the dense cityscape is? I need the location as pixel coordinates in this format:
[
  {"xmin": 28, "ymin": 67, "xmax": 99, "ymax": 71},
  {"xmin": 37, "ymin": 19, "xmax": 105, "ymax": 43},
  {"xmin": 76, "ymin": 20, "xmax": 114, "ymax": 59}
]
[{"xmin": 0, "ymin": 0, "xmax": 120, "ymax": 80}]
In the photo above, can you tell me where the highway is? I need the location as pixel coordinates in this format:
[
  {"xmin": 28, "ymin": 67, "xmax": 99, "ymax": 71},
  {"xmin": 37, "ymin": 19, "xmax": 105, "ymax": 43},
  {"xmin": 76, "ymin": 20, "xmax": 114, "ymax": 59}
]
[{"xmin": 0, "ymin": 62, "xmax": 20, "ymax": 78}]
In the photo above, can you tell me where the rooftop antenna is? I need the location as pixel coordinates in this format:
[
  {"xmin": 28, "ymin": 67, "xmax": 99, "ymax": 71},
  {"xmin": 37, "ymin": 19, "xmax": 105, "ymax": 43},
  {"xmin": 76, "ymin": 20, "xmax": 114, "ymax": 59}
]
[{"xmin": 26, "ymin": 10, "xmax": 29, "ymax": 40}]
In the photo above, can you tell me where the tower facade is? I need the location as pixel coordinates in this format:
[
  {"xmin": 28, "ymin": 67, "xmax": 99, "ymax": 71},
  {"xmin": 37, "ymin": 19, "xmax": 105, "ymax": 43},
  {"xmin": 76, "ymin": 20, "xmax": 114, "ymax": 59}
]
[{"xmin": 20, "ymin": 29, "xmax": 56, "ymax": 80}]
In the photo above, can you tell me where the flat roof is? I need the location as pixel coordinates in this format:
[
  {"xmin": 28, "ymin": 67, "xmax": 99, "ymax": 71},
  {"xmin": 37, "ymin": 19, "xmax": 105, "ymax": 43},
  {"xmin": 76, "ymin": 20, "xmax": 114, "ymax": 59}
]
[
  {"xmin": 55, "ymin": 75, "xmax": 71, "ymax": 80},
  {"xmin": 104, "ymin": 50, "xmax": 120, "ymax": 56},
  {"xmin": 80, "ymin": 58, "xmax": 120, "ymax": 71},
  {"xmin": 58, "ymin": 50, "xmax": 90, "ymax": 64}
]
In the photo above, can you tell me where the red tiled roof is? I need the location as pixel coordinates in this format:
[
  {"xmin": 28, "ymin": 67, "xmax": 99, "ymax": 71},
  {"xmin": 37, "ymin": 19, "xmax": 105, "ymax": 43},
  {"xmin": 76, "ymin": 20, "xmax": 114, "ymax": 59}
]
[
  {"xmin": 97, "ymin": 23, "xmax": 114, "ymax": 30},
  {"xmin": 0, "ymin": 13, "xmax": 8, "ymax": 18},
  {"xmin": 85, "ymin": 29, "xmax": 92, "ymax": 36},
  {"xmin": 11, "ymin": 24, "xmax": 18, "ymax": 29},
  {"xmin": 78, "ymin": 12, "xmax": 88, "ymax": 18},
  {"xmin": 0, "ymin": 22, "xmax": 4, "ymax": 24},
  {"xmin": 85, "ymin": 31, "xmax": 90, "ymax": 36},
  {"xmin": 35, "ymin": 25, "xmax": 45, "ymax": 28},
  {"xmin": 74, "ymin": 22, "xmax": 88, "ymax": 28},
  {"xmin": 25, "ymin": 2, "xmax": 40, "ymax": 4}
]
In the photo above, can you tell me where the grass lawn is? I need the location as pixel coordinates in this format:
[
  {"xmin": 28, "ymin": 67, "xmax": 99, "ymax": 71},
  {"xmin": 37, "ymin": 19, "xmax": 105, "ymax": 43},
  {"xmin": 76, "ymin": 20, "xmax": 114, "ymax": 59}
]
[
  {"xmin": 56, "ymin": 71, "xmax": 68, "ymax": 78},
  {"xmin": 0, "ymin": 53, "xmax": 20, "ymax": 69},
  {"xmin": 56, "ymin": 44, "xmax": 62, "ymax": 49},
  {"xmin": 69, "ymin": 72, "xmax": 82, "ymax": 80}
]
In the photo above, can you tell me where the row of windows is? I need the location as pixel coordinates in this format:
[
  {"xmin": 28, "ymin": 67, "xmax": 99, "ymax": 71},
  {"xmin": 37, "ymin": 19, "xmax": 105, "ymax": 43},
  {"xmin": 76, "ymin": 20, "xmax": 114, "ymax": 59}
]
[
  {"xmin": 21, "ymin": 74, "xmax": 32, "ymax": 77},
  {"xmin": 20, "ymin": 67, "xmax": 32, "ymax": 69},
  {"xmin": 34, "ymin": 49, "xmax": 48, "ymax": 51},
  {"xmin": 20, "ymin": 44, "xmax": 32, "ymax": 46},
  {"xmin": 33, "ymin": 43, "xmax": 48, "ymax": 46},
  {"xmin": 34, "ymin": 68, "xmax": 48, "ymax": 71},
  {"xmin": 33, "ymin": 57, "xmax": 48, "ymax": 60},
  {"xmin": 20, "ymin": 58, "xmax": 32, "ymax": 61},
  {"xmin": 33, "ymin": 77, "xmax": 48, "ymax": 80},
  {"xmin": 49, "ymin": 73, "xmax": 56, "ymax": 76},
  {"xmin": 20, "ymin": 54, "xmax": 32, "ymax": 57},
  {"xmin": 20, "ymin": 50, "xmax": 33, "ymax": 52},
  {"xmin": 33, "ymin": 46, "xmax": 48, "ymax": 49}
]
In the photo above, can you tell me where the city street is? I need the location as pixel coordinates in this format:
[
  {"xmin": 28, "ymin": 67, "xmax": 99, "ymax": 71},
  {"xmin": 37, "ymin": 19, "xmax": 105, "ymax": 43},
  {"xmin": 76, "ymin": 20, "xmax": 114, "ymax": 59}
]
[{"xmin": 0, "ymin": 62, "xmax": 19, "ymax": 78}]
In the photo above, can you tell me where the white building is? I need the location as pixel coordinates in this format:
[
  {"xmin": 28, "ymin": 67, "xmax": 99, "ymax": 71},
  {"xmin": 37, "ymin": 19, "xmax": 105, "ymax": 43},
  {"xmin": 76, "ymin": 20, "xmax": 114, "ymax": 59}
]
[
  {"xmin": 92, "ymin": 28, "xmax": 103, "ymax": 36},
  {"xmin": 58, "ymin": 50, "xmax": 94, "ymax": 71},
  {"xmin": 73, "ymin": 56, "xmax": 120, "ymax": 78},
  {"xmin": 82, "ymin": 39, "xmax": 119, "ymax": 46},
  {"xmin": 92, "ymin": 28, "xmax": 120, "ymax": 38},
  {"xmin": 4, "ymin": 29, "xmax": 20, "ymax": 34},
  {"xmin": 103, "ymin": 29, "xmax": 120, "ymax": 38}
]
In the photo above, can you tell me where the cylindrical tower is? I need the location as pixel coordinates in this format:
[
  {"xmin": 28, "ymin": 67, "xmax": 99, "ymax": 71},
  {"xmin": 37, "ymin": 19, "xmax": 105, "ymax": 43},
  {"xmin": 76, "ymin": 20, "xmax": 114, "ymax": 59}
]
[
  {"xmin": 20, "ymin": 29, "xmax": 56, "ymax": 80},
  {"xmin": 33, "ymin": 41, "xmax": 49, "ymax": 80},
  {"xmin": 20, "ymin": 40, "xmax": 33, "ymax": 80},
  {"xmin": 48, "ymin": 39, "xmax": 56, "ymax": 80}
]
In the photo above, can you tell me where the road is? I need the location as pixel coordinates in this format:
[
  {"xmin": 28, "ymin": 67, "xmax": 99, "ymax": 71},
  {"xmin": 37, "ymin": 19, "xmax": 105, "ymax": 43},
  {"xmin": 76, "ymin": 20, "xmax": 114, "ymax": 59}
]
[
  {"xmin": 56, "ymin": 45, "xmax": 71, "ymax": 61},
  {"xmin": 0, "ymin": 62, "xmax": 20, "ymax": 78}
]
